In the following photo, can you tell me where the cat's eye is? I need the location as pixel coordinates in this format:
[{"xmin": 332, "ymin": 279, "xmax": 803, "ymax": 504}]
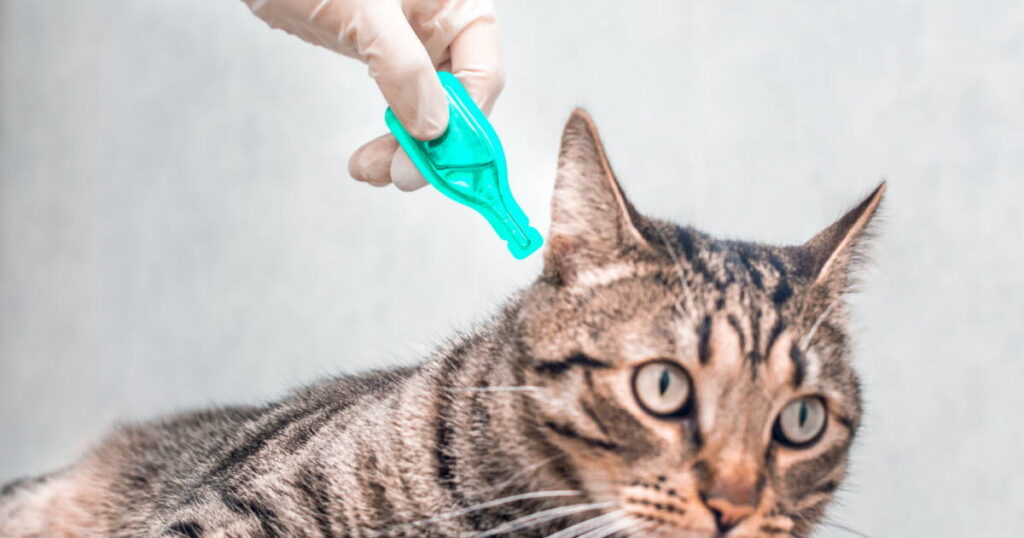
[
  {"xmin": 774, "ymin": 396, "xmax": 828, "ymax": 447},
  {"xmin": 632, "ymin": 360, "xmax": 692, "ymax": 417}
]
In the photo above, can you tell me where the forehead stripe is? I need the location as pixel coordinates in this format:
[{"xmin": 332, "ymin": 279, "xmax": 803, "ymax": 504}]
[
  {"xmin": 697, "ymin": 315, "xmax": 713, "ymax": 364},
  {"xmin": 726, "ymin": 314, "xmax": 747, "ymax": 354},
  {"xmin": 748, "ymin": 308, "xmax": 763, "ymax": 365},
  {"xmin": 788, "ymin": 343, "xmax": 807, "ymax": 388},
  {"xmin": 765, "ymin": 318, "xmax": 786, "ymax": 359}
]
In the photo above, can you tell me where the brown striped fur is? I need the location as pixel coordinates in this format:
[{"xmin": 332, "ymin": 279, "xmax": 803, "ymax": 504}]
[{"xmin": 0, "ymin": 110, "xmax": 883, "ymax": 537}]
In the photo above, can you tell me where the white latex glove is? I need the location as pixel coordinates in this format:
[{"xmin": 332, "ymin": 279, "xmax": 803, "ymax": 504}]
[{"xmin": 243, "ymin": 0, "xmax": 504, "ymax": 190}]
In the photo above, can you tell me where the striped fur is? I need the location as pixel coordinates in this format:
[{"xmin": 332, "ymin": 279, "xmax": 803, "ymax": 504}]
[{"xmin": 0, "ymin": 110, "xmax": 883, "ymax": 537}]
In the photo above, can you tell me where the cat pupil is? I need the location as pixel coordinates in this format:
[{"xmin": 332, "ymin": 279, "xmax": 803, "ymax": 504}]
[
  {"xmin": 798, "ymin": 401, "xmax": 809, "ymax": 427},
  {"xmin": 658, "ymin": 369, "xmax": 670, "ymax": 395}
]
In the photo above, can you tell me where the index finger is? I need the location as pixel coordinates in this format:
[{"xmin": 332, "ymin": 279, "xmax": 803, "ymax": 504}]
[{"xmin": 356, "ymin": 2, "xmax": 450, "ymax": 140}]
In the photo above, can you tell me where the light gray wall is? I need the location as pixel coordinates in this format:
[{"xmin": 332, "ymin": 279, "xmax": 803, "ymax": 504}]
[{"xmin": 2, "ymin": 1, "xmax": 1022, "ymax": 535}]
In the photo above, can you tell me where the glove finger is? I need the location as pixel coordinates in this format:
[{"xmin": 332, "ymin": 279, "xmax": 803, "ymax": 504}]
[
  {"xmin": 245, "ymin": 0, "xmax": 360, "ymax": 58},
  {"xmin": 401, "ymin": 0, "xmax": 496, "ymax": 64},
  {"xmin": 390, "ymin": 149, "xmax": 429, "ymax": 192},
  {"xmin": 349, "ymin": 134, "xmax": 398, "ymax": 187},
  {"xmin": 358, "ymin": 3, "xmax": 449, "ymax": 140},
  {"xmin": 448, "ymin": 18, "xmax": 504, "ymax": 114}
]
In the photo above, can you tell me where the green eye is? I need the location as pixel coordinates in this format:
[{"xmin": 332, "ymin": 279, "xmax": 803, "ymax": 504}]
[
  {"xmin": 632, "ymin": 361, "xmax": 692, "ymax": 417},
  {"xmin": 774, "ymin": 396, "xmax": 828, "ymax": 447}
]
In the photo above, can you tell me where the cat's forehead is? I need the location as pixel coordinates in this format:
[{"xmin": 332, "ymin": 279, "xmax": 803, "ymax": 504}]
[
  {"xmin": 541, "ymin": 231, "xmax": 826, "ymax": 353},
  {"xmin": 524, "ymin": 224, "xmax": 842, "ymax": 367},
  {"xmin": 568, "ymin": 228, "xmax": 802, "ymax": 319},
  {"xmin": 663, "ymin": 227, "xmax": 803, "ymax": 305}
]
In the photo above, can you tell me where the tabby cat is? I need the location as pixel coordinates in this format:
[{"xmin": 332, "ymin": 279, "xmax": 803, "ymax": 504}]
[{"xmin": 0, "ymin": 110, "xmax": 884, "ymax": 537}]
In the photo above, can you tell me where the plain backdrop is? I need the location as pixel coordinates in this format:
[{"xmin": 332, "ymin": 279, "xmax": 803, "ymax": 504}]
[{"xmin": 2, "ymin": 1, "xmax": 1022, "ymax": 536}]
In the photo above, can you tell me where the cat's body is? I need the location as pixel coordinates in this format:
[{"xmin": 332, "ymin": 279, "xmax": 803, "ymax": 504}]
[
  {"xmin": 0, "ymin": 335, "xmax": 555, "ymax": 537},
  {"xmin": 1, "ymin": 309, "xmax": 608, "ymax": 538},
  {"xmin": 0, "ymin": 110, "xmax": 884, "ymax": 537}
]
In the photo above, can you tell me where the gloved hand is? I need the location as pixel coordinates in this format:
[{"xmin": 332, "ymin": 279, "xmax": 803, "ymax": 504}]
[{"xmin": 243, "ymin": 0, "xmax": 504, "ymax": 190}]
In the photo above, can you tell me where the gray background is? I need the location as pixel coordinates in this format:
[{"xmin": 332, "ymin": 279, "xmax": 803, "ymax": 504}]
[{"xmin": 2, "ymin": 1, "xmax": 1022, "ymax": 536}]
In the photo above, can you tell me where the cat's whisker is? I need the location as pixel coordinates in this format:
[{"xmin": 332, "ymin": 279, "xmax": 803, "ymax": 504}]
[
  {"xmin": 576, "ymin": 514, "xmax": 635, "ymax": 538},
  {"xmin": 821, "ymin": 519, "xmax": 871, "ymax": 538},
  {"xmin": 544, "ymin": 509, "xmax": 627, "ymax": 538},
  {"xmin": 788, "ymin": 509, "xmax": 868, "ymax": 538},
  {"xmin": 799, "ymin": 299, "xmax": 838, "ymax": 351},
  {"xmin": 374, "ymin": 489, "xmax": 585, "ymax": 534},
  {"xmin": 469, "ymin": 500, "xmax": 617, "ymax": 537},
  {"xmin": 476, "ymin": 454, "xmax": 566, "ymax": 494},
  {"xmin": 443, "ymin": 386, "xmax": 542, "ymax": 393},
  {"xmin": 624, "ymin": 522, "xmax": 652, "ymax": 538}
]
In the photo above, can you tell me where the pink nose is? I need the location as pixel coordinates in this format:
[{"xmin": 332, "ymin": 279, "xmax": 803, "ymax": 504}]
[
  {"xmin": 704, "ymin": 496, "xmax": 755, "ymax": 533},
  {"xmin": 701, "ymin": 473, "xmax": 758, "ymax": 533}
]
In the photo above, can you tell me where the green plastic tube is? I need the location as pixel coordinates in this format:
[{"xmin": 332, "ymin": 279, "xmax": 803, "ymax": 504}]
[{"xmin": 385, "ymin": 72, "xmax": 543, "ymax": 260}]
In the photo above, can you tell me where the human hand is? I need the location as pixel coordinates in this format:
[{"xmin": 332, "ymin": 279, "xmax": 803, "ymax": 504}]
[{"xmin": 243, "ymin": 0, "xmax": 504, "ymax": 190}]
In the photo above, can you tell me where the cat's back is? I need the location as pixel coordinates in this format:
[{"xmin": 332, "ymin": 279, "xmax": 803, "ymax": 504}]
[
  {"xmin": 105, "ymin": 365, "xmax": 419, "ymax": 504},
  {"xmin": 0, "ymin": 365, "xmax": 419, "ymax": 537}
]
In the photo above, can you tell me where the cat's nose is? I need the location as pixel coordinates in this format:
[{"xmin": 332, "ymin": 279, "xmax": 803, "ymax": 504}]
[
  {"xmin": 705, "ymin": 497, "xmax": 755, "ymax": 534},
  {"xmin": 701, "ymin": 470, "xmax": 758, "ymax": 533}
]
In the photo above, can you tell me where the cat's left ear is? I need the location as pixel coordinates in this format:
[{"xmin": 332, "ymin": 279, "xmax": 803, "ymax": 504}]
[
  {"xmin": 544, "ymin": 109, "xmax": 649, "ymax": 284},
  {"xmin": 800, "ymin": 182, "xmax": 886, "ymax": 294}
]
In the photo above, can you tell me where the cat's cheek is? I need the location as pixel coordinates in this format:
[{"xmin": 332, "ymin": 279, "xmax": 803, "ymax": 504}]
[
  {"xmin": 731, "ymin": 487, "xmax": 798, "ymax": 537},
  {"xmin": 771, "ymin": 423, "xmax": 852, "ymax": 500}
]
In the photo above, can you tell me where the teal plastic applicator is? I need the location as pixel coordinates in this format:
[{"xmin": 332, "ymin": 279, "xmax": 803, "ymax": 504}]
[{"xmin": 385, "ymin": 72, "xmax": 543, "ymax": 259}]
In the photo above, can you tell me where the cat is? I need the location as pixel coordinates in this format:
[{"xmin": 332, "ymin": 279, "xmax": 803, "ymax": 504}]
[{"xmin": 0, "ymin": 109, "xmax": 884, "ymax": 538}]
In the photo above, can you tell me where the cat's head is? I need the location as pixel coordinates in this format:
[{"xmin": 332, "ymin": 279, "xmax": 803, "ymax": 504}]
[{"xmin": 515, "ymin": 110, "xmax": 883, "ymax": 537}]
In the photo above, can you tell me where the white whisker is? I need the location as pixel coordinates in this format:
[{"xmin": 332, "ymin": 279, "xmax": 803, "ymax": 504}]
[
  {"xmin": 470, "ymin": 501, "xmax": 616, "ymax": 537},
  {"xmin": 373, "ymin": 489, "xmax": 584, "ymax": 534},
  {"xmin": 822, "ymin": 519, "xmax": 870, "ymax": 538},
  {"xmin": 579, "ymin": 516, "xmax": 637, "ymax": 538},
  {"xmin": 799, "ymin": 300, "xmax": 837, "ymax": 351},
  {"xmin": 477, "ymin": 455, "xmax": 565, "ymax": 494},
  {"xmin": 443, "ymin": 386, "xmax": 542, "ymax": 393},
  {"xmin": 544, "ymin": 510, "xmax": 627, "ymax": 538},
  {"xmin": 788, "ymin": 510, "xmax": 868, "ymax": 538},
  {"xmin": 621, "ymin": 523, "xmax": 649, "ymax": 538}
]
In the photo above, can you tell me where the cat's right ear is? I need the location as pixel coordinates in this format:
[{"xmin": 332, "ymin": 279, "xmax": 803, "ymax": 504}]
[
  {"xmin": 544, "ymin": 109, "xmax": 649, "ymax": 285},
  {"xmin": 799, "ymin": 182, "xmax": 886, "ymax": 296}
]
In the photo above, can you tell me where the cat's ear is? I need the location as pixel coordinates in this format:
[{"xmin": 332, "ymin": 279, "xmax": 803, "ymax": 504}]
[
  {"xmin": 544, "ymin": 109, "xmax": 649, "ymax": 284},
  {"xmin": 800, "ymin": 182, "xmax": 886, "ymax": 294}
]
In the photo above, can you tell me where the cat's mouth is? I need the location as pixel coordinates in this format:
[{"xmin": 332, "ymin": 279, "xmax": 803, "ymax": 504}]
[{"xmin": 617, "ymin": 498, "xmax": 768, "ymax": 538}]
